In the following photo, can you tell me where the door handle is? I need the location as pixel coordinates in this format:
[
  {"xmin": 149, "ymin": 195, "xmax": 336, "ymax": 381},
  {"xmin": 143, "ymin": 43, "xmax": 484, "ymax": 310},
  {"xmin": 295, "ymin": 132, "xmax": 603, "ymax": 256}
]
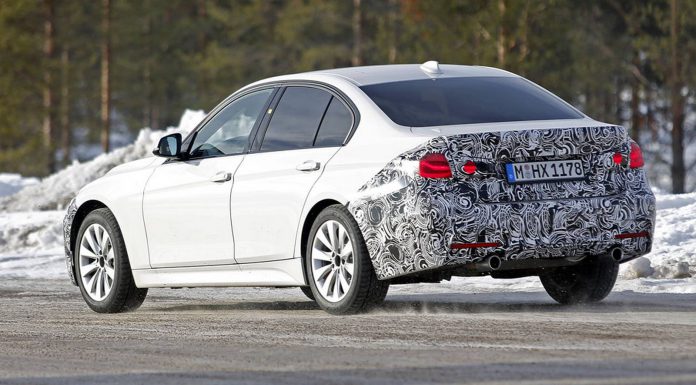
[
  {"xmin": 209, "ymin": 171, "xmax": 232, "ymax": 183},
  {"xmin": 296, "ymin": 160, "xmax": 321, "ymax": 172}
]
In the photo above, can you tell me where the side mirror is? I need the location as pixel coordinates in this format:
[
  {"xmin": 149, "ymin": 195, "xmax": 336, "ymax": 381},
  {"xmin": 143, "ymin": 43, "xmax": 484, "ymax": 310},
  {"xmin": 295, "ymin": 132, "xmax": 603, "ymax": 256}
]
[{"xmin": 152, "ymin": 133, "xmax": 182, "ymax": 158}]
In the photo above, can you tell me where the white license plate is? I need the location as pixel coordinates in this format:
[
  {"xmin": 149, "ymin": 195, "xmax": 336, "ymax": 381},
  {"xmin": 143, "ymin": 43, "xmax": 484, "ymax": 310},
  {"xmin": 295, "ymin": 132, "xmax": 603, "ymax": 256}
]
[{"xmin": 505, "ymin": 159, "xmax": 584, "ymax": 183}]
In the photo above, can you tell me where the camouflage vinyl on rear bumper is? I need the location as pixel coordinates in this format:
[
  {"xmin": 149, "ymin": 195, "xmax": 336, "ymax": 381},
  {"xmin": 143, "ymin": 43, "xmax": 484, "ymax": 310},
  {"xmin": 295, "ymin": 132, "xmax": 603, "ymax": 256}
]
[{"xmin": 348, "ymin": 126, "xmax": 656, "ymax": 280}]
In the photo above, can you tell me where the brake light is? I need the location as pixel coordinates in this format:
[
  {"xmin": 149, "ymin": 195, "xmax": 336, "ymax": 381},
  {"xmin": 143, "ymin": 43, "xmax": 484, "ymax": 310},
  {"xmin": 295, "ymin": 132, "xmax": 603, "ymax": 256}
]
[
  {"xmin": 629, "ymin": 142, "xmax": 644, "ymax": 169},
  {"xmin": 419, "ymin": 153, "xmax": 452, "ymax": 178},
  {"xmin": 462, "ymin": 160, "xmax": 477, "ymax": 175},
  {"xmin": 612, "ymin": 153, "xmax": 623, "ymax": 165}
]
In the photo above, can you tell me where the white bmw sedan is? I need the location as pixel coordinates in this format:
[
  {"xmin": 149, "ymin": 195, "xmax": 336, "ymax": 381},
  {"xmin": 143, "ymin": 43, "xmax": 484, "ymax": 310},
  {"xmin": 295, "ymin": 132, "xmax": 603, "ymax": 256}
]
[{"xmin": 63, "ymin": 62, "xmax": 655, "ymax": 314}]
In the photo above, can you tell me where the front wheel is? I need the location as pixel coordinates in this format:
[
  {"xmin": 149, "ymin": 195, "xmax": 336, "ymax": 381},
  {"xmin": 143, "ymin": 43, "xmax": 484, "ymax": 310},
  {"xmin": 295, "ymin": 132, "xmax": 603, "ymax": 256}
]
[
  {"xmin": 305, "ymin": 205, "xmax": 388, "ymax": 315},
  {"xmin": 540, "ymin": 256, "xmax": 619, "ymax": 305},
  {"xmin": 75, "ymin": 208, "xmax": 148, "ymax": 313}
]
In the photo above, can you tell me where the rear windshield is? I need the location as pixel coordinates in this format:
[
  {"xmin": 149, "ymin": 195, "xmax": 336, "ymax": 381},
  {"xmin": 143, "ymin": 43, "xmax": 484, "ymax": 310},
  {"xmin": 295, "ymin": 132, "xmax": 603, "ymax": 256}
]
[{"xmin": 360, "ymin": 77, "xmax": 583, "ymax": 127}]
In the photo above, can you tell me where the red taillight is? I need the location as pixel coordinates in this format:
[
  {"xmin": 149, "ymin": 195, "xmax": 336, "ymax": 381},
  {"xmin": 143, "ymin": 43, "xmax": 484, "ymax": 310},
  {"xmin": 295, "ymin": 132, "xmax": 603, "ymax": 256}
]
[
  {"xmin": 629, "ymin": 142, "xmax": 644, "ymax": 169},
  {"xmin": 419, "ymin": 153, "xmax": 452, "ymax": 179},
  {"xmin": 612, "ymin": 153, "xmax": 623, "ymax": 165},
  {"xmin": 462, "ymin": 160, "xmax": 477, "ymax": 175}
]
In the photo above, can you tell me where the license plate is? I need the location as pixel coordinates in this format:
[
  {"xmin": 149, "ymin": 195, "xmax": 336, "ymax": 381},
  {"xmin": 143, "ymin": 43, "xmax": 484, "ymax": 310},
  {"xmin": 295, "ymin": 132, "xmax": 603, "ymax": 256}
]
[{"xmin": 505, "ymin": 159, "xmax": 584, "ymax": 183}]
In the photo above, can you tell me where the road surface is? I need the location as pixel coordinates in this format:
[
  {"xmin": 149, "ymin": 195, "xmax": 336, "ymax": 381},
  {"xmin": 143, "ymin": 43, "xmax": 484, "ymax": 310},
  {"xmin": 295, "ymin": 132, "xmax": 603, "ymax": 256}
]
[{"xmin": 0, "ymin": 278, "xmax": 695, "ymax": 385}]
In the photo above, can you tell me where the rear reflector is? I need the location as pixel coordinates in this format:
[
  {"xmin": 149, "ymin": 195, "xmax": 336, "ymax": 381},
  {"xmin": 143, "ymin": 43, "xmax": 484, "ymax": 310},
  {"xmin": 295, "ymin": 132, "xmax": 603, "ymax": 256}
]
[
  {"xmin": 419, "ymin": 153, "xmax": 452, "ymax": 179},
  {"xmin": 612, "ymin": 153, "xmax": 624, "ymax": 165},
  {"xmin": 462, "ymin": 160, "xmax": 477, "ymax": 175},
  {"xmin": 614, "ymin": 231, "xmax": 650, "ymax": 239},
  {"xmin": 451, "ymin": 242, "xmax": 501, "ymax": 249},
  {"xmin": 629, "ymin": 142, "xmax": 644, "ymax": 169}
]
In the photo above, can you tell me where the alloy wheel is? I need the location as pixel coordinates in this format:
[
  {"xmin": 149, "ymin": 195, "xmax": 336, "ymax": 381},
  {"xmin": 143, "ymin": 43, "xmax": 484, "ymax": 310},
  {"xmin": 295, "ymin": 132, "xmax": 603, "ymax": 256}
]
[
  {"xmin": 79, "ymin": 223, "xmax": 115, "ymax": 301},
  {"xmin": 311, "ymin": 220, "xmax": 355, "ymax": 302}
]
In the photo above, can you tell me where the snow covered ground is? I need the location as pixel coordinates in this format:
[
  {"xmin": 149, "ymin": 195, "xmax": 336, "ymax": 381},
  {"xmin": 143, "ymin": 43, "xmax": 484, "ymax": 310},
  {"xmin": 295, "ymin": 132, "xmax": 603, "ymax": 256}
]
[{"xmin": 0, "ymin": 109, "xmax": 694, "ymax": 294}]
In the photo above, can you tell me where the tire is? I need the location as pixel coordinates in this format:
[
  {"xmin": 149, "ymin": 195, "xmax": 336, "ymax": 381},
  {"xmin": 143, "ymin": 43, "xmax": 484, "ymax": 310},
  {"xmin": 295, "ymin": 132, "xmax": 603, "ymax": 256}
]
[
  {"xmin": 305, "ymin": 204, "xmax": 389, "ymax": 315},
  {"xmin": 75, "ymin": 208, "xmax": 148, "ymax": 313},
  {"xmin": 539, "ymin": 256, "xmax": 619, "ymax": 305},
  {"xmin": 300, "ymin": 286, "xmax": 315, "ymax": 301}
]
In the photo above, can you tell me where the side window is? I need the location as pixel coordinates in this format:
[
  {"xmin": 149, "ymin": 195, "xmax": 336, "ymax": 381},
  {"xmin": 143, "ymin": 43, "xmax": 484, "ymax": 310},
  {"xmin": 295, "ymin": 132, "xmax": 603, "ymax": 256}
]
[
  {"xmin": 190, "ymin": 88, "xmax": 273, "ymax": 158},
  {"xmin": 260, "ymin": 87, "xmax": 332, "ymax": 152},
  {"xmin": 314, "ymin": 97, "xmax": 352, "ymax": 147}
]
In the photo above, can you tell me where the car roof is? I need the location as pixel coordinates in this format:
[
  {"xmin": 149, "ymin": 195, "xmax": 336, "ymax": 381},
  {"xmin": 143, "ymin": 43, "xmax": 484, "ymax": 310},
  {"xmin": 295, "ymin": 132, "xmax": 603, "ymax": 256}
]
[
  {"xmin": 247, "ymin": 63, "xmax": 519, "ymax": 89},
  {"xmin": 305, "ymin": 63, "xmax": 518, "ymax": 86}
]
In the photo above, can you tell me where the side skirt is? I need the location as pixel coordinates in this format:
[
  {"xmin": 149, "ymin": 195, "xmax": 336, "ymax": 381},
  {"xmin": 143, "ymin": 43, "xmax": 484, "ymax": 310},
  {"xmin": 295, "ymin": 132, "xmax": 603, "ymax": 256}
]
[{"xmin": 132, "ymin": 258, "xmax": 306, "ymax": 288}]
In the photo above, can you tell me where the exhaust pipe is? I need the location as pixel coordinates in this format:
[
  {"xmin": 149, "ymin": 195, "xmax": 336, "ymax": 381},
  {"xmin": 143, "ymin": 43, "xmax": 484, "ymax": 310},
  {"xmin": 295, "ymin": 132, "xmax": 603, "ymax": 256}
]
[
  {"xmin": 471, "ymin": 255, "xmax": 503, "ymax": 272},
  {"xmin": 488, "ymin": 255, "xmax": 502, "ymax": 270},
  {"xmin": 610, "ymin": 247, "xmax": 623, "ymax": 262}
]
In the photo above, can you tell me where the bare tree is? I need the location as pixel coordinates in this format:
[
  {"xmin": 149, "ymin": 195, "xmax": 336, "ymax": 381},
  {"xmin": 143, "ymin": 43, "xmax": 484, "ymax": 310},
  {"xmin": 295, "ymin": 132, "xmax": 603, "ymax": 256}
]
[
  {"xmin": 60, "ymin": 47, "xmax": 71, "ymax": 167},
  {"xmin": 497, "ymin": 0, "xmax": 506, "ymax": 68},
  {"xmin": 100, "ymin": 0, "xmax": 112, "ymax": 153},
  {"xmin": 352, "ymin": 0, "xmax": 362, "ymax": 66},
  {"xmin": 670, "ymin": 0, "xmax": 686, "ymax": 193},
  {"xmin": 43, "ymin": 0, "xmax": 55, "ymax": 173}
]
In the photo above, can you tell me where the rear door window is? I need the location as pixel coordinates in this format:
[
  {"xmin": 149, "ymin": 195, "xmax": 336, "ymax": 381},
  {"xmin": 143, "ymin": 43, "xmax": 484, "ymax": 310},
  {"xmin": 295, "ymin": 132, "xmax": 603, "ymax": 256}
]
[
  {"xmin": 260, "ymin": 86, "xmax": 332, "ymax": 152},
  {"xmin": 314, "ymin": 97, "xmax": 353, "ymax": 147}
]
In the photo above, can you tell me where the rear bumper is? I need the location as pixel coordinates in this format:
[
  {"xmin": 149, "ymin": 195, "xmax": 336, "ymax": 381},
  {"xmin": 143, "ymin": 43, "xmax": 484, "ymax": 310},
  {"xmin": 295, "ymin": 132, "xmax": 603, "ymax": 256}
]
[{"xmin": 351, "ymin": 169, "xmax": 656, "ymax": 280}]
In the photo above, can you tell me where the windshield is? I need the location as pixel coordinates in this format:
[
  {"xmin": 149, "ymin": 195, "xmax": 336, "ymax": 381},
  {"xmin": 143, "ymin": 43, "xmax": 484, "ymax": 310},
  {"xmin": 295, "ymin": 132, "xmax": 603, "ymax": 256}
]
[{"xmin": 360, "ymin": 77, "xmax": 583, "ymax": 127}]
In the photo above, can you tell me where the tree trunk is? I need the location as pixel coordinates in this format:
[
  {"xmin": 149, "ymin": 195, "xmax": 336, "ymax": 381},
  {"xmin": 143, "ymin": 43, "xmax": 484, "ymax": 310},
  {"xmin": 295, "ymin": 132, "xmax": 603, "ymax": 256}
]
[
  {"xmin": 387, "ymin": 0, "xmax": 398, "ymax": 64},
  {"xmin": 143, "ymin": 4, "xmax": 153, "ymax": 129},
  {"xmin": 497, "ymin": 0, "xmax": 506, "ymax": 68},
  {"xmin": 669, "ymin": 0, "xmax": 685, "ymax": 193},
  {"xmin": 352, "ymin": 0, "xmax": 362, "ymax": 66},
  {"xmin": 100, "ymin": 0, "xmax": 111, "ymax": 153},
  {"xmin": 43, "ymin": 0, "xmax": 55, "ymax": 173},
  {"xmin": 60, "ymin": 47, "xmax": 71, "ymax": 167}
]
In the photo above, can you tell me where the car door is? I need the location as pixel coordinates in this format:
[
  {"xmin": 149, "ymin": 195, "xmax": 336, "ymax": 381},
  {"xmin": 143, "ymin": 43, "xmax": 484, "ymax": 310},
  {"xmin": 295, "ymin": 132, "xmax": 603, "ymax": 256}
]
[
  {"xmin": 231, "ymin": 86, "xmax": 355, "ymax": 264},
  {"xmin": 143, "ymin": 88, "xmax": 274, "ymax": 268}
]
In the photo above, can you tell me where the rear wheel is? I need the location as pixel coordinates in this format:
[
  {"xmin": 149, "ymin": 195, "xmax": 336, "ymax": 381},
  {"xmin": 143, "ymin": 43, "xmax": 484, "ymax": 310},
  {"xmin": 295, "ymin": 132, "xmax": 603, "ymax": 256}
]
[
  {"xmin": 75, "ymin": 208, "xmax": 147, "ymax": 313},
  {"xmin": 540, "ymin": 256, "xmax": 618, "ymax": 305},
  {"xmin": 305, "ymin": 205, "xmax": 388, "ymax": 315}
]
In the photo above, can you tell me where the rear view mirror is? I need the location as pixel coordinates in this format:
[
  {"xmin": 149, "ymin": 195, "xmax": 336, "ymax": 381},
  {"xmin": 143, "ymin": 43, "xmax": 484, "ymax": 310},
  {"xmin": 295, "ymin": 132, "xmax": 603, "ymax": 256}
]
[{"xmin": 153, "ymin": 133, "xmax": 182, "ymax": 158}]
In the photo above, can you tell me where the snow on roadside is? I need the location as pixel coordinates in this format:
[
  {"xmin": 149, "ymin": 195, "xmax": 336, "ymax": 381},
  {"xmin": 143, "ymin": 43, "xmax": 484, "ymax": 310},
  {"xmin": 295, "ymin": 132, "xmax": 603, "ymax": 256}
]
[
  {"xmin": 618, "ymin": 191, "xmax": 696, "ymax": 280},
  {"xmin": 0, "ymin": 110, "xmax": 205, "ymax": 212},
  {"xmin": 0, "ymin": 210, "xmax": 65, "ymax": 278},
  {"xmin": 0, "ymin": 174, "xmax": 39, "ymax": 198}
]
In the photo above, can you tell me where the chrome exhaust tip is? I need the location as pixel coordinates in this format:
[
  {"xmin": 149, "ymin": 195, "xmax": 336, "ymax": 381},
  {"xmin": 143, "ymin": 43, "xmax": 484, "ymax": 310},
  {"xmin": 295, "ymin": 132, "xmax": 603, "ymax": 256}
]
[
  {"xmin": 610, "ymin": 247, "xmax": 623, "ymax": 262},
  {"xmin": 488, "ymin": 255, "xmax": 502, "ymax": 270}
]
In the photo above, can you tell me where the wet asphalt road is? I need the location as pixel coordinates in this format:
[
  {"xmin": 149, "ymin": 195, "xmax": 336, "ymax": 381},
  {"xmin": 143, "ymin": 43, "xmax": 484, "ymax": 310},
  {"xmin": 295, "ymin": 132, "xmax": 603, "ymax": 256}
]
[{"xmin": 0, "ymin": 278, "xmax": 695, "ymax": 385}]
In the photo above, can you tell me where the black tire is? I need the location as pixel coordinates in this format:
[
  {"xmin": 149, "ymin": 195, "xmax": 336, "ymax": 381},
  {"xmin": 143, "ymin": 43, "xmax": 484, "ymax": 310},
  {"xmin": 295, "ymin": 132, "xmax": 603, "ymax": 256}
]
[
  {"xmin": 540, "ymin": 256, "xmax": 619, "ymax": 305},
  {"xmin": 305, "ymin": 204, "xmax": 389, "ymax": 315},
  {"xmin": 75, "ymin": 208, "xmax": 148, "ymax": 313},
  {"xmin": 300, "ymin": 286, "xmax": 315, "ymax": 301}
]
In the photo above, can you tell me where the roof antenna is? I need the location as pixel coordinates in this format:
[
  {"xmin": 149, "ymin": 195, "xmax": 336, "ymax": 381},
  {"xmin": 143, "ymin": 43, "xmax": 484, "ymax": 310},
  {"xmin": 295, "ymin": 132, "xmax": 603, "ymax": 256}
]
[{"xmin": 420, "ymin": 60, "xmax": 442, "ymax": 75}]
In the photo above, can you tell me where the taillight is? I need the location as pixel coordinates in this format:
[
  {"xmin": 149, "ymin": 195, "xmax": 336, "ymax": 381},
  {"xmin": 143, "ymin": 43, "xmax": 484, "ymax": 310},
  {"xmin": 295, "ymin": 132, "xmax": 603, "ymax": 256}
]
[
  {"xmin": 419, "ymin": 153, "xmax": 452, "ymax": 179},
  {"xmin": 629, "ymin": 142, "xmax": 644, "ymax": 169},
  {"xmin": 462, "ymin": 160, "xmax": 477, "ymax": 175}
]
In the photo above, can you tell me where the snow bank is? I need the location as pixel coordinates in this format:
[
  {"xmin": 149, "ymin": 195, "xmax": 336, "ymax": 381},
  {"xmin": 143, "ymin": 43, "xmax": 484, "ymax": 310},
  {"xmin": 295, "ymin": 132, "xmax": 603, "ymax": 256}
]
[
  {"xmin": 0, "ymin": 174, "xmax": 39, "ymax": 198},
  {"xmin": 619, "ymin": 191, "xmax": 696, "ymax": 280},
  {"xmin": 0, "ymin": 110, "xmax": 205, "ymax": 212}
]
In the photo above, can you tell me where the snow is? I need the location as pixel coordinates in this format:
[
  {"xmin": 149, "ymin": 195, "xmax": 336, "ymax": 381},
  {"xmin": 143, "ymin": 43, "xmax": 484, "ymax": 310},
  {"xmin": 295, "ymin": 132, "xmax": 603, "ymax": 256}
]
[
  {"xmin": 0, "ymin": 109, "xmax": 205, "ymax": 212},
  {"xmin": 0, "ymin": 173, "xmax": 38, "ymax": 198},
  {"xmin": 0, "ymin": 108, "xmax": 694, "ymax": 295}
]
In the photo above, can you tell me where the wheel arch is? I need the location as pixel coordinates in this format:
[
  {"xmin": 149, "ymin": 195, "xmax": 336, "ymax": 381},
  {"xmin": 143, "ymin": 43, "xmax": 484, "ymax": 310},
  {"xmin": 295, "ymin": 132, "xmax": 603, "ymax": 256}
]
[
  {"xmin": 70, "ymin": 200, "xmax": 110, "ymax": 256},
  {"xmin": 299, "ymin": 198, "xmax": 344, "ymax": 285}
]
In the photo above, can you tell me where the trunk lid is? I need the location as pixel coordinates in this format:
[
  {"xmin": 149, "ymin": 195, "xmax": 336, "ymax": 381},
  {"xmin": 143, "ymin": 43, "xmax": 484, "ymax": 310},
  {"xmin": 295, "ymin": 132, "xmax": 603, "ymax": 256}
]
[{"xmin": 423, "ymin": 124, "xmax": 630, "ymax": 203}]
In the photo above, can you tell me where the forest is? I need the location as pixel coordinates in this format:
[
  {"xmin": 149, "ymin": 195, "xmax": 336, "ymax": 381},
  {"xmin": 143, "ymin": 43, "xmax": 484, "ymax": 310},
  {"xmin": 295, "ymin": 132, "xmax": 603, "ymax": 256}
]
[{"xmin": 0, "ymin": 0, "xmax": 694, "ymax": 192}]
